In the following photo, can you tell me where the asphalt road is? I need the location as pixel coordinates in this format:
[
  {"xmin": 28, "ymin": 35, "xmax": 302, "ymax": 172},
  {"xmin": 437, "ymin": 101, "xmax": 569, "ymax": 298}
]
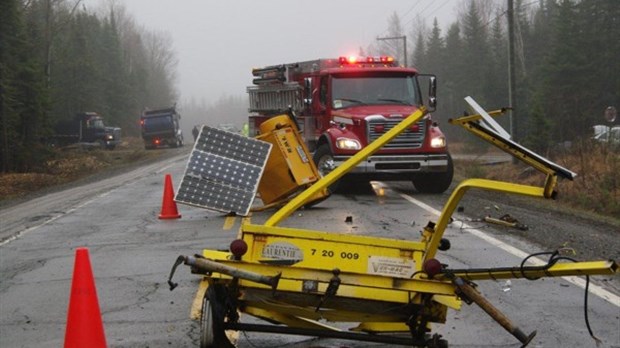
[{"xmin": 1, "ymin": 154, "xmax": 618, "ymax": 348}]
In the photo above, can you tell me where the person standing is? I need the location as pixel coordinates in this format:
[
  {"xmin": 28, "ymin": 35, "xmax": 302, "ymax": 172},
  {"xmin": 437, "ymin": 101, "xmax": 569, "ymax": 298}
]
[{"xmin": 192, "ymin": 125, "xmax": 199, "ymax": 142}]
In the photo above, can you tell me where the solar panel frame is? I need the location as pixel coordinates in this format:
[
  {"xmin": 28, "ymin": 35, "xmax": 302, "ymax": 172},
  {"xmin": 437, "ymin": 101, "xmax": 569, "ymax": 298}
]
[{"xmin": 175, "ymin": 126, "xmax": 272, "ymax": 216}]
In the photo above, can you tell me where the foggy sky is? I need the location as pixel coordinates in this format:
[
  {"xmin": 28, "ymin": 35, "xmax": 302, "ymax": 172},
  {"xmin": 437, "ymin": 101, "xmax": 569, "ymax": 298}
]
[{"xmin": 85, "ymin": 0, "xmax": 463, "ymax": 105}]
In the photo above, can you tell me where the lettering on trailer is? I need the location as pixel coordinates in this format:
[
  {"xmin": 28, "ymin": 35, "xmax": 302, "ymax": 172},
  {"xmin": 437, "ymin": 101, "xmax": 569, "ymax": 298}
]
[
  {"xmin": 367, "ymin": 256, "xmax": 415, "ymax": 278},
  {"xmin": 296, "ymin": 145, "xmax": 309, "ymax": 163},
  {"xmin": 280, "ymin": 135, "xmax": 293, "ymax": 154},
  {"xmin": 260, "ymin": 242, "xmax": 304, "ymax": 266}
]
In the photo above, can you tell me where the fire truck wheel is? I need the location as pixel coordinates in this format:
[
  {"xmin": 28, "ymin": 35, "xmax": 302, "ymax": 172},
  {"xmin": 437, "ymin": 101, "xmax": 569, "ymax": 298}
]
[
  {"xmin": 313, "ymin": 144, "xmax": 340, "ymax": 193},
  {"xmin": 412, "ymin": 154, "xmax": 454, "ymax": 193}
]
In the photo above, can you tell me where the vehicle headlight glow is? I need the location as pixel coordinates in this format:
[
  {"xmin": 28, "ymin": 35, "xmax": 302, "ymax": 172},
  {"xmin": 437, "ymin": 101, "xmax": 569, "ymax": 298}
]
[
  {"xmin": 430, "ymin": 136, "xmax": 446, "ymax": 148},
  {"xmin": 336, "ymin": 138, "xmax": 361, "ymax": 150}
]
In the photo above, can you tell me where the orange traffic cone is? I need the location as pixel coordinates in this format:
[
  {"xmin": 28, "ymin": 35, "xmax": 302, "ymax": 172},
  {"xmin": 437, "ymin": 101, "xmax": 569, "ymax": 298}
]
[
  {"xmin": 64, "ymin": 247, "xmax": 107, "ymax": 348},
  {"xmin": 159, "ymin": 173, "xmax": 181, "ymax": 219}
]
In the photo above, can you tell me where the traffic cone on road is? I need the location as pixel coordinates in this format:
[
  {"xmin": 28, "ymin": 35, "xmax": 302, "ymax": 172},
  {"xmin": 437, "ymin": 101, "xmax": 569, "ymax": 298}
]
[
  {"xmin": 64, "ymin": 247, "xmax": 107, "ymax": 348},
  {"xmin": 159, "ymin": 173, "xmax": 181, "ymax": 219}
]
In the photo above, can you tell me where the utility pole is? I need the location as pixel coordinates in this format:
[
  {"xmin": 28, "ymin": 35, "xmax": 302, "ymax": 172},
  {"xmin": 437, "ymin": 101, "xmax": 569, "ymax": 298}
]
[
  {"xmin": 376, "ymin": 36, "xmax": 407, "ymax": 67},
  {"xmin": 507, "ymin": 0, "xmax": 517, "ymax": 143}
]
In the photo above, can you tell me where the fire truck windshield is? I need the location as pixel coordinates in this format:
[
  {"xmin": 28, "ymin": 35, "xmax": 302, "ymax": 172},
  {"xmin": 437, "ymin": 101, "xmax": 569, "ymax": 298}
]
[{"xmin": 331, "ymin": 75, "xmax": 418, "ymax": 109}]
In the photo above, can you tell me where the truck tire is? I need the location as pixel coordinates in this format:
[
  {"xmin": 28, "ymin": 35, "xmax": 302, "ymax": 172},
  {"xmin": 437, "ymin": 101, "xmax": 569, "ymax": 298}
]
[
  {"xmin": 412, "ymin": 154, "xmax": 454, "ymax": 193},
  {"xmin": 313, "ymin": 144, "xmax": 340, "ymax": 193}
]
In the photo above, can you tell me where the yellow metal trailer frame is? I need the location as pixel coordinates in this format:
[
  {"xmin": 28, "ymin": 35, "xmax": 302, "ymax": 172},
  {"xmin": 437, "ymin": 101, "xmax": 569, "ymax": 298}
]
[{"xmin": 169, "ymin": 105, "xmax": 618, "ymax": 348}]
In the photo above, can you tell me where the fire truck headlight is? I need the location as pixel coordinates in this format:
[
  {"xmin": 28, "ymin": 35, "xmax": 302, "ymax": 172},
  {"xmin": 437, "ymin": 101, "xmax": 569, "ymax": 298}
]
[
  {"xmin": 430, "ymin": 136, "xmax": 446, "ymax": 148},
  {"xmin": 106, "ymin": 135, "xmax": 114, "ymax": 140},
  {"xmin": 336, "ymin": 138, "xmax": 361, "ymax": 150}
]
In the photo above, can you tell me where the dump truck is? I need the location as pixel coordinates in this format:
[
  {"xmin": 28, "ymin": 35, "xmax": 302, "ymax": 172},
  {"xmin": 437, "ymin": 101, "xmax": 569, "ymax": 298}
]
[
  {"xmin": 50, "ymin": 112, "xmax": 120, "ymax": 150},
  {"xmin": 247, "ymin": 55, "xmax": 452, "ymax": 193},
  {"xmin": 140, "ymin": 106, "xmax": 184, "ymax": 149}
]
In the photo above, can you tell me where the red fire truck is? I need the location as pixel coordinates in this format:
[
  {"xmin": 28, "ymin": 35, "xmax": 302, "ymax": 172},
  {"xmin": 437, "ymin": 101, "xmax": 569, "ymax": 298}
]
[{"xmin": 247, "ymin": 56, "xmax": 452, "ymax": 193}]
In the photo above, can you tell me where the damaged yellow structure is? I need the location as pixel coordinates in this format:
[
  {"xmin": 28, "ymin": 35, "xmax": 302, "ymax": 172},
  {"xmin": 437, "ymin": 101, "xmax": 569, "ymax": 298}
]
[
  {"xmin": 254, "ymin": 113, "xmax": 329, "ymax": 209},
  {"xmin": 169, "ymin": 101, "xmax": 617, "ymax": 348}
]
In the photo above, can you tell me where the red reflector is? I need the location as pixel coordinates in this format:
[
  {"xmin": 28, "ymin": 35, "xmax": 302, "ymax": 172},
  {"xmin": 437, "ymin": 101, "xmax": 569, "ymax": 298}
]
[
  {"xmin": 230, "ymin": 239, "xmax": 248, "ymax": 258},
  {"xmin": 374, "ymin": 124, "xmax": 385, "ymax": 133},
  {"xmin": 154, "ymin": 139, "xmax": 160, "ymax": 144},
  {"xmin": 410, "ymin": 124, "xmax": 420, "ymax": 132},
  {"xmin": 423, "ymin": 258, "xmax": 443, "ymax": 278}
]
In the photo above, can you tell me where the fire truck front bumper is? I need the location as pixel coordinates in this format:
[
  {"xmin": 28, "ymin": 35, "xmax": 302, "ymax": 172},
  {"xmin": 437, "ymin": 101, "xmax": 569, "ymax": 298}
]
[{"xmin": 332, "ymin": 154, "xmax": 450, "ymax": 175}]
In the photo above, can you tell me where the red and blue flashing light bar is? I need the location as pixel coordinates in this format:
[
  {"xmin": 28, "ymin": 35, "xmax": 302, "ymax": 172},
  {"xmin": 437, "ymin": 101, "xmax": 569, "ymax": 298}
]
[{"xmin": 338, "ymin": 55, "xmax": 397, "ymax": 66}]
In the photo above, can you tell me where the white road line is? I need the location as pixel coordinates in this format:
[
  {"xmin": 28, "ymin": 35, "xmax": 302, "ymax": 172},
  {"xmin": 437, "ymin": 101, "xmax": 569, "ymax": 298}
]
[
  {"xmin": 0, "ymin": 213, "xmax": 64, "ymax": 247},
  {"xmin": 1, "ymin": 154, "xmax": 187, "ymax": 247},
  {"xmin": 398, "ymin": 192, "xmax": 620, "ymax": 307},
  {"xmin": 3, "ymin": 188, "xmax": 115, "ymax": 247}
]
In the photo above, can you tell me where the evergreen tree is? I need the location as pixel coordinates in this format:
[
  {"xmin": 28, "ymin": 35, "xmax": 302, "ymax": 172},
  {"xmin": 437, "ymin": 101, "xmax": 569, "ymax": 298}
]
[
  {"xmin": 461, "ymin": 0, "xmax": 490, "ymax": 104},
  {"xmin": 539, "ymin": 0, "xmax": 588, "ymax": 142},
  {"xmin": 425, "ymin": 18, "xmax": 445, "ymax": 77},
  {"xmin": 100, "ymin": 9, "xmax": 132, "ymax": 130},
  {"xmin": 579, "ymin": 0, "xmax": 620, "ymax": 127},
  {"xmin": 441, "ymin": 22, "xmax": 465, "ymax": 141},
  {"xmin": 485, "ymin": 13, "xmax": 509, "ymax": 131},
  {"xmin": 1, "ymin": 0, "xmax": 49, "ymax": 172},
  {"xmin": 412, "ymin": 31, "xmax": 426, "ymax": 71}
]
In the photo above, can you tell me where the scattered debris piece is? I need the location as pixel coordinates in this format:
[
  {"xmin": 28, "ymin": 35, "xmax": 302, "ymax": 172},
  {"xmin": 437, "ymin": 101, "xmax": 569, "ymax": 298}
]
[
  {"xmin": 558, "ymin": 247, "xmax": 577, "ymax": 256},
  {"xmin": 482, "ymin": 214, "xmax": 529, "ymax": 231},
  {"xmin": 345, "ymin": 216, "xmax": 353, "ymax": 223}
]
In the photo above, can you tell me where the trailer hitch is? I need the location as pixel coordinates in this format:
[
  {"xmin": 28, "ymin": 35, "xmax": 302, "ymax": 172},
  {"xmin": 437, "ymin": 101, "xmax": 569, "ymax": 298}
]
[
  {"xmin": 167, "ymin": 255, "xmax": 281, "ymax": 292},
  {"xmin": 452, "ymin": 276, "xmax": 536, "ymax": 347}
]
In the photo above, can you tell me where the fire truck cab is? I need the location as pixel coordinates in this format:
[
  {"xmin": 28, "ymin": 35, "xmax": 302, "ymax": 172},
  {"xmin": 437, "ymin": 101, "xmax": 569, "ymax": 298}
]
[{"xmin": 248, "ymin": 56, "xmax": 453, "ymax": 193}]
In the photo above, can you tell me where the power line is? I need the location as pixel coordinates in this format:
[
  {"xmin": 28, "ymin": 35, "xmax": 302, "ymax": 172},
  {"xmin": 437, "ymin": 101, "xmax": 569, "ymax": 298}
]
[
  {"xmin": 401, "ymin": 0, "xmax": 424, "ymax": 20},
  {"xmin": 377, "ymin": 0, "xmax": 424, "ymax": 39},
  {"xmin": 426, "ymin": 0, "xmax": 452, "ymax": 19},
  {"xmin": 418, "ymin": 0, "xmax": 439, "ymax": 18}
]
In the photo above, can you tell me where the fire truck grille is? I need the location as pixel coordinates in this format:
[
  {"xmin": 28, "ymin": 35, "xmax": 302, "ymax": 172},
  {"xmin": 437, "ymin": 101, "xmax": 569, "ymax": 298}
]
[{"xmin": 367, "ymin": 118, "xmax": 425, "ymax": 149}]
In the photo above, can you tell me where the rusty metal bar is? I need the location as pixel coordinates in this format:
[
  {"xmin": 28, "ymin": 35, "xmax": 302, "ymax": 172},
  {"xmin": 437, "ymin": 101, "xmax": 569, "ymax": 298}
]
[
  {"xmin": 184, "ymin": 255, "xmax": 281, "ymax": 290},
  {"xmin": 453, "ymin": 277, "xmax": 536, "ymax": 347}
]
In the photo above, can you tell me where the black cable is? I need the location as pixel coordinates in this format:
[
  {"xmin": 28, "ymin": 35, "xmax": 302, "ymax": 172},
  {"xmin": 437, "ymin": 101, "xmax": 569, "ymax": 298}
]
[
  {"xmin": 584, "ymin": 274, "xmax": 603, "ymax": 346},
  {"xmin": 519, "ymin": 250, "xmax": 558, "ymax": 280},
  {"xmin": 520, "ymin": 250, "xmax": 602, "ymax": 346}
]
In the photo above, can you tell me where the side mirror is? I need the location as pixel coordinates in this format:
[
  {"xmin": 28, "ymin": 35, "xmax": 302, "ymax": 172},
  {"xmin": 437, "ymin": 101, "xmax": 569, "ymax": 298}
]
[
  {"xmin": 428, "ymin": 76, "xmax": 437, "ymax": 110},
  {"xmin": 304, "ymin": 77, "xmax": 313, "ymax": 106},
  {"xmin": 417, "ymin": 74, "xmax": 437, "ymax": 112}
]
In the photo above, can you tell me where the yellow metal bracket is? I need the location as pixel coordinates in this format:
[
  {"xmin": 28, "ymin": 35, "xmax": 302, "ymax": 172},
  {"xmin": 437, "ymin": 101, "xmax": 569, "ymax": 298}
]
[
  {"xmin": 449, "ymin": 109, "xmax": 576, "ymax": 197},
  {"xmin": 265, "ymin": 107, "xmax": 428, "ymax": 226}
]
